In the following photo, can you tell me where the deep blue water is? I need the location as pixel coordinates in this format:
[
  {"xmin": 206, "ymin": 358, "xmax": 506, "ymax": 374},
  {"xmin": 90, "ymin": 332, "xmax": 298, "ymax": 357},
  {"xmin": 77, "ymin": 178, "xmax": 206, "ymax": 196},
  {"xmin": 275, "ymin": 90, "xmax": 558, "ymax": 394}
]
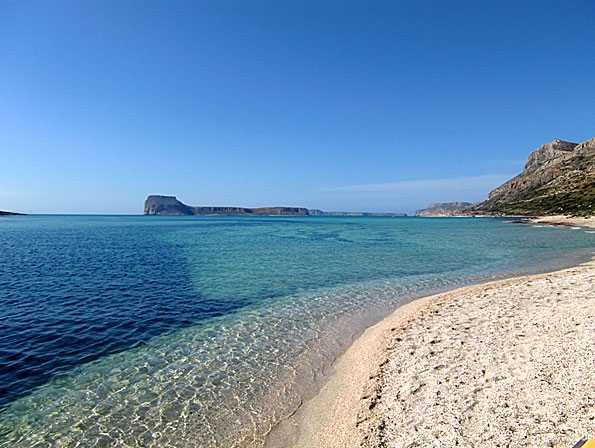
[
  {"xmin": 0, "ymin": 216, "xmax": 251, "ymax": 408},
  {"xmin": 0, "ymin": 215, "xmax": 593, "ymax": 447}
]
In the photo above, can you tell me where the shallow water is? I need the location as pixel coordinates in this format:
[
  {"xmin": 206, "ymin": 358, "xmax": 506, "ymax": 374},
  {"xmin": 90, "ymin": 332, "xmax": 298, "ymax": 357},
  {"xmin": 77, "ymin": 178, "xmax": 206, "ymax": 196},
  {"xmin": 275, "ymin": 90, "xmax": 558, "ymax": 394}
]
[{"xmin": 0, "ymin": 216, "xmax": 593, "ymax": 446}]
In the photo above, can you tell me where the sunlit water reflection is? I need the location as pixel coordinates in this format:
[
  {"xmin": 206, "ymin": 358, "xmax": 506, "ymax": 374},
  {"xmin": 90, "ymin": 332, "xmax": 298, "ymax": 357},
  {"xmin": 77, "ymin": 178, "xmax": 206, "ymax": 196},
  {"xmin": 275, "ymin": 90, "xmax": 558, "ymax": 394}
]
[{"xmin": 0, "ymin": 216, "xmax": 593, "ymax": 446}]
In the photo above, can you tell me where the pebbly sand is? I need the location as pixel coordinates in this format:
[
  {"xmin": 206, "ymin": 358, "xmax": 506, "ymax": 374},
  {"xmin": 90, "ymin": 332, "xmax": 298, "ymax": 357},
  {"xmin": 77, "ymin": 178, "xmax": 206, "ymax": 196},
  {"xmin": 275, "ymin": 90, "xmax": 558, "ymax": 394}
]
[
  {"xmin": 268, "ymin": 258, "xmax": 595, "ymax": 447},
  {"xmin": 532, "ymin": 216, "xmax": 595, "ymax": 229}
]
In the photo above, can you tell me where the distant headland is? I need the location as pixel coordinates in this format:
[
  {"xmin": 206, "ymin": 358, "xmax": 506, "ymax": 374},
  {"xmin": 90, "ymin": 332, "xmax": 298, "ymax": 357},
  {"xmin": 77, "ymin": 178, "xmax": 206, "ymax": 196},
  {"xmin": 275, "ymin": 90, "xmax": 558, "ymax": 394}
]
[
  {"xmin": 144, "ymin": 195, "xmax": 406, "ymax": 217},
  {"xmin": 0, "ymin": 210, "xmax": 25, "ymax": 216}
]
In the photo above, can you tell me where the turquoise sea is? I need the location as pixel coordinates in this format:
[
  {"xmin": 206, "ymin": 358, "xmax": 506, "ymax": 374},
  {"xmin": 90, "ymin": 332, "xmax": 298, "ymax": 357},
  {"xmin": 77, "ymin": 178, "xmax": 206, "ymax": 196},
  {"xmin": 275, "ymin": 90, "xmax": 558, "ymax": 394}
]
[{"xmin": 0, "ymin": 215, "xmax": 593, "ymax": 447}]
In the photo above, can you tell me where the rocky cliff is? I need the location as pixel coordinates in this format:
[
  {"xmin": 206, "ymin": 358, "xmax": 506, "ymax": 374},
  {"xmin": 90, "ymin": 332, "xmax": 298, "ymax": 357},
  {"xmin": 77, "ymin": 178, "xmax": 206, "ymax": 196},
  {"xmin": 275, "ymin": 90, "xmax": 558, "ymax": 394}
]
[
  {"xmin": 144, "ymin": 196, "xmax": 407, "ymax": 217},
  {"xmin": 144, "ymin": 196, "xmax": 193, "ymax": 215},
  {"xmin": 144, "ymin": 196, "xmax": 309, "ymax": 216},
  {"xmin": 472, "ymin": 137, "xmax": 595, "ymax": 216},
  {"xmin": 415, "ymin": 202, "xmax": 474, "ymax": 217}
]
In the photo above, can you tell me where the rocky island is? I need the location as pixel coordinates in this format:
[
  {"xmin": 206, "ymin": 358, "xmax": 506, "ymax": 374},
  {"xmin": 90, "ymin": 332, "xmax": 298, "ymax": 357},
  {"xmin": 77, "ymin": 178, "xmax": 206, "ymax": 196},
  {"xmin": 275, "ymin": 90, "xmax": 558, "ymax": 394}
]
[
  {"xmin": 144, "ymin": 196, "xmax": 309, "ymax": 216},
  {"xmin": 144, "ymin": 195, "xmax": 406, "ymax": 217},
  {"xmin": 416, "ymin": 136, "xmax": 595, "ymax": 217}
]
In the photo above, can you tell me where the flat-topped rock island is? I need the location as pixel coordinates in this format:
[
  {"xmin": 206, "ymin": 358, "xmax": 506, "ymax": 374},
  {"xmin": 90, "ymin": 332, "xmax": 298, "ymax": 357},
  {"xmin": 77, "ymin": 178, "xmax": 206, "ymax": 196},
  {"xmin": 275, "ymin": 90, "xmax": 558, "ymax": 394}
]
[
  {"xmin": 143, "ymin": 195, "xmax": 406, "ymax": 217},
  {"xmin": 144, "ymin": 195, "xmax": 309, "ymax": 216}
]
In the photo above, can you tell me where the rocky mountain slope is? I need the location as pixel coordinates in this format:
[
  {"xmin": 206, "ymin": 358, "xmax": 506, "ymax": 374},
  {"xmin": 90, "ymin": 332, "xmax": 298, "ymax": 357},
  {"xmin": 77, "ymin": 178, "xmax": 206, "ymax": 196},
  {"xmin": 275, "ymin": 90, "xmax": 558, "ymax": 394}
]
[
  {"xmin": 415, "ymin": 202, "xmax": 474, "ymax": 217},
  {"xmin": 471, "ymin": 137, "xmax": 595, "ymax": 216}
]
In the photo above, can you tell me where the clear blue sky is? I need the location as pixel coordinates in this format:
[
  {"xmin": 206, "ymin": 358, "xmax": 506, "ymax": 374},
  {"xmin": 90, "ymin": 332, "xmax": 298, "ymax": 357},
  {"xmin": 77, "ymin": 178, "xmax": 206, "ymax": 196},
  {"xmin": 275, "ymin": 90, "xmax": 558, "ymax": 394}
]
[{"xmin": 1, "ymin": 1, "xmax": 594, "ymax": 214}]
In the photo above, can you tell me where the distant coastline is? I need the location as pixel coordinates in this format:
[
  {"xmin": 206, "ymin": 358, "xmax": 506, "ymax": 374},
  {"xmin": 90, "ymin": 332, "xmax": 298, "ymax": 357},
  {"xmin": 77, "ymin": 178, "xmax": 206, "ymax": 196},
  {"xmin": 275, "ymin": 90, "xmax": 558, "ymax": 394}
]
[
  {"xmin": 0, "ymin": 210, "xmax": 25, "ymax": 216},
  {"xmin": 143, "ymin": 195, "xmax": 407, "ymax": 217}
]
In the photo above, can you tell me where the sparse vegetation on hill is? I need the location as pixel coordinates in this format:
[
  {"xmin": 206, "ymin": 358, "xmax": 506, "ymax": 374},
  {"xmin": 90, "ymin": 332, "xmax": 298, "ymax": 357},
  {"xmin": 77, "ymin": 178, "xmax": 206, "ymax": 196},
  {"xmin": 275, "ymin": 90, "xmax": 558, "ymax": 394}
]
[
  {"xmin": 472, "ymin": 137, "xmax": 595, "ymax": 217},
  {"xmin": 475, "ymin": 182, "xmax": 595, "ymax": 216},
  {"xmin": 415, "ymin": 137, "xmax": 594, "ymax": 217}
]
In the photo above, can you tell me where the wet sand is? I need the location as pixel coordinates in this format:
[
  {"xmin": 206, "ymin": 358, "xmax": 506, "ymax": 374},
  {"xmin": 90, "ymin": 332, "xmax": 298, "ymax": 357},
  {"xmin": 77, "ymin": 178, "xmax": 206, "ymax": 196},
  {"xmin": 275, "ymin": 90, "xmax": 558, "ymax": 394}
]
[{"xmin": 271, "ymin": 258, "xmax": 595, "ymax": 447}]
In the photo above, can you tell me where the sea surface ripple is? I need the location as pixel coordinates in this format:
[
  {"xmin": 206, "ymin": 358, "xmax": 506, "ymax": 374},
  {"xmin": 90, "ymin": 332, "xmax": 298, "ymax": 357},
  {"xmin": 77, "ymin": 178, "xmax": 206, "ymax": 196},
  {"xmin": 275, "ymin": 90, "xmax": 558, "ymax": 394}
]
[{"xmin": 0, "ymin": 215, "xmax": 593, "ymax": 446}]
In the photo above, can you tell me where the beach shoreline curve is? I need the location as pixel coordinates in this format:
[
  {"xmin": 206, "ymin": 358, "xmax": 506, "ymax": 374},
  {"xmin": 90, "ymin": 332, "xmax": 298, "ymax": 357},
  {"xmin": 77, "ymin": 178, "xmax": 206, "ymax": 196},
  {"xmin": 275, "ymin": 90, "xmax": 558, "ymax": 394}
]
[{"xmin": 266, "ymin": 256, "xmax": 595, "ymax": 447}]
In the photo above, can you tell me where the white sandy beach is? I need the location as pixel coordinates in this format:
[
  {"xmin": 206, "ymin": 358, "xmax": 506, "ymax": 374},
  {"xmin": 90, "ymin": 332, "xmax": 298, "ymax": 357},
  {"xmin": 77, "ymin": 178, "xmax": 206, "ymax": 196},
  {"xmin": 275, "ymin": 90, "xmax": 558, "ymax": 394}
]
[
  {"xmin": 271, "ymin": 257, "xmax": 595, "ymax": 447},
  {"xmin": 531, "ymin": 216, "xmax": 595, "ymax": 230}
]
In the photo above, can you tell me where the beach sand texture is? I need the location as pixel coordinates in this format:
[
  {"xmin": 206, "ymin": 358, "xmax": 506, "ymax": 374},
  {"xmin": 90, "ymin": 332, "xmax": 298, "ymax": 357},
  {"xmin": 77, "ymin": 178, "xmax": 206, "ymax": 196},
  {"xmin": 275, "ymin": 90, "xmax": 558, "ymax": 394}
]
[
  {"xmin": 282, "ymin": 259, "xmax": 595, "ymax": 447},
  {"xmin": 531, "ymin": 216, "xmax": 595, "ymax": 230}
]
